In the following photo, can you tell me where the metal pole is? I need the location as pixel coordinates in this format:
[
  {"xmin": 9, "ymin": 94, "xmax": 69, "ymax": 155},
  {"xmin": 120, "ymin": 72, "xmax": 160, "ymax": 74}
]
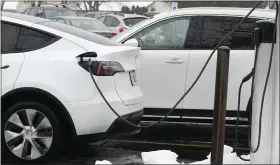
[{"xmin": 210, "ymin": 46, "xmax": 230, "ymax": 165}]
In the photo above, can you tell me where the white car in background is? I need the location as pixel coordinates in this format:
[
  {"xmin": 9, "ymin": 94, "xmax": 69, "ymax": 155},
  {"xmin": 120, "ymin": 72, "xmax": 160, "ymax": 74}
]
[
  {"xmin": 97, "ymin": 13, "xmax": 148, "ymax": 34},
  {"xmin": 112, "ymin": 7, "xmax": 275, "ymax": 125},
  {"xmin": 1, "ymin": 11, "xmax": 143, "ymax": 163}
]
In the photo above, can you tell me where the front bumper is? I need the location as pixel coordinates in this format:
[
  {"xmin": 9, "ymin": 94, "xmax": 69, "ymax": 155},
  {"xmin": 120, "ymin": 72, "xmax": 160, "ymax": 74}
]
[{"xmin": 77, "ymin": 109, "xmax": 144, "ymax": 142}]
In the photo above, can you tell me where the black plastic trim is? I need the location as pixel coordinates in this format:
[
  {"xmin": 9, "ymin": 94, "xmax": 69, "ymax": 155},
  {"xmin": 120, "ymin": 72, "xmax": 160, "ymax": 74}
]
[{"xmin": 256, "ymin": 20, "xmax": 276, "ymax": 43}]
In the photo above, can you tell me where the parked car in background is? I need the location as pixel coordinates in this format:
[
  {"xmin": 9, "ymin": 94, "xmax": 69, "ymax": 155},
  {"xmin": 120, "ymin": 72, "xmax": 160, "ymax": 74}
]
[
  {"xmin": 1, "ymin": 11, "xmax": 143, "ymax": 163},
  {"xmin": 144, "ymin": 11, "xmax": 160, "ymax": 18},
  {"xmin": 83, "ymin": 11, "xmax": 122, "ymax": 19},
  {"xmin": 97, "ymin": 13, "xmax": 148, "ymax": 34},
  {"xmin": 22, "ymin": 4, "xmax": 78, "ymax": 19},
  {"xmin": 51, "ymin": 16, "xmax": 116, "ymax": 38},
  {"xmin": 112, "ymin": 7, "xmax": 275, "ymax": 125}
]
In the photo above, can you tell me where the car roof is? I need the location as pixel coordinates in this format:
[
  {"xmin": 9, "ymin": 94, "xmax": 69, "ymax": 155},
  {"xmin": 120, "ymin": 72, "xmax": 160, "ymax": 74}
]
[
  {"xmin": 2, "ymin": 11, "xmax": 121, "ymax": 46},
  {"xmin": 52, "ymin": 16, "xmax": 99, "ymax": 21},
  {"xmin": 2, "ymin": 11, "xmax": 52, "ymax": 25},
  {"xmin": 27, "ymin": 6, "xmax": 73, "ymax": 10},
  {"xmin": 154, "ymin": 7, "xmax": 276, "ymax": 20},
  {"xmin": 102, "ymin": 13, "xmax": 148, "ymax": 19}
]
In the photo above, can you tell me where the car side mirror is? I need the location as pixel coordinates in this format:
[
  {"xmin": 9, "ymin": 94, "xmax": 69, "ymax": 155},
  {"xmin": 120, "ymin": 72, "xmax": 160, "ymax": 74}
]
[{"xmin": 123, "ymin": 38, "xmax": 139, "ymax": 47}]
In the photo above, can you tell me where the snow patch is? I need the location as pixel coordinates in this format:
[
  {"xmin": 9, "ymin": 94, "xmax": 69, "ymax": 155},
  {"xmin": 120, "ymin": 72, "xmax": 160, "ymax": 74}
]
[
  {"xmin": 95, "ymin": 160, "xmax": 112, "ymax": 164},
  {"xmin": 141, "ymin": 150, "xmax": 181, "ymax": 164},
  {"xmin": 141, "ymin": 145, "xmax": 250, "ymax": 164}
]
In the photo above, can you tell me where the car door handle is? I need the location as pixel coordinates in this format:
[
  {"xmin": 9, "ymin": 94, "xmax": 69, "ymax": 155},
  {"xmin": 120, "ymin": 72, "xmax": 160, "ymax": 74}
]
[
  {"xmin": 1, "ymin": 65, "xmax": 9, "ymax": 69},
  {"xmin": 165, "ymin": 58, "xmax": 184, "ymax": 64}
]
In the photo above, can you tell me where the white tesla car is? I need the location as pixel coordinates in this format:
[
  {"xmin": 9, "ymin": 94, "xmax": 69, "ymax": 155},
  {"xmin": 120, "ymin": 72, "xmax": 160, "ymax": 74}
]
[
  {"xmin": 112, "ymin": 7, "xmax": 275, "ymax": 125},
  {"xmin": 1, "ymin": 11, "xmax": 143, "ymax": 163}
]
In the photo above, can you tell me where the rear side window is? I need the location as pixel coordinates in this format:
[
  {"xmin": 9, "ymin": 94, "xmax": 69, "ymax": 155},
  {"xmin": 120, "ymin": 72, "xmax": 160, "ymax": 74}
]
[
  {"xmin": 1, "ymin": 22, "xmax": 59, "ymax": 53},
  {"xmin": 112, "ymin": 17, "xmax": 120, "ymax": 27},
  {"xmin": 123, "ymin": 17, "xmax": 147, "ymax": 27},
  {"xmin": 1, "ymin": 22, "xmax": 21, "ymax": 54},
  {"xmin": 103, "ymin": 16, "xmax": 114, "ymax": 27},
  {"xmin": 193, "ymin": 16, "xmax": 259, "ymax": 50},
  {"xmin": 97, "ymin": 16, "xmax": 106, "ymax": 22},
  {"xmin": 17, "ymin": 27, "xmax": 58, "ymax": 52}
]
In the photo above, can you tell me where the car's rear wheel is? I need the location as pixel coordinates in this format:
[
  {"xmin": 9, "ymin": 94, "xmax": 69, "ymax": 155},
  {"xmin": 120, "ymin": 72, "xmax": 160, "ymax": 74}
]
[{"xmin": 2, "ymin": 101, "xmax": 63, "ymax": 164}]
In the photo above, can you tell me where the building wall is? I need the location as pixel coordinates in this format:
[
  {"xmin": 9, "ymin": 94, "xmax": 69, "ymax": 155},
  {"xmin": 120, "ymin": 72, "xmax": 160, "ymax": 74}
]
[{"xmin": 147, "ymin": 2, "xmax": 171, "ymax": 12}]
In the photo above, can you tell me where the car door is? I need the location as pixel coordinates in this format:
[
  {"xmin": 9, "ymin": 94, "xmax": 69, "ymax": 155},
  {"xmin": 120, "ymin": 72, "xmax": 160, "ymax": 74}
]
[
  {"xmin": 122, "ymin": 16, "xmax": 198, "ymax": 114},
  {"xmin": 1, "ymin": 22, "xmax": 25, "ymax": 95},
  {"xmin": 183, "ymin": 16, "xmax": 261, "ymax": 115}
]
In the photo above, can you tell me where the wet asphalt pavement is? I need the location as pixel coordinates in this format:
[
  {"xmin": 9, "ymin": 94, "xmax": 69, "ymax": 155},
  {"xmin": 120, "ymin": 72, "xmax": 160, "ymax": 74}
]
[
  {"xmin": 2, "ymin": 143, "xmax": 195, "ymax": 165},
  {"xmin": 2, "ymin": 122, "xmax": 249, "ymax": 165}
]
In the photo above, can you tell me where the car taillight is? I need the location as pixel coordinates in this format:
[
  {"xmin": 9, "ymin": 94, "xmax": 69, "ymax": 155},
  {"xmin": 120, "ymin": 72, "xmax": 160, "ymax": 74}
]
[
  {"xmin": 111, "ymin": 32, "xmax": 117, "ymax": 37},
  {"xmin": 119, "ymin": 27, "xmax": 127, "ymax": 32},
  {"xmin": 79, "ymin": 60, "xmax": 125, "ymax": 76}
]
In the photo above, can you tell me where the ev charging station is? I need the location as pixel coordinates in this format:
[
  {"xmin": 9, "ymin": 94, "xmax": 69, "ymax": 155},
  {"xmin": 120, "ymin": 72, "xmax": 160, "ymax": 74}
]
[{"xmin": 250, "ymin": 8, "xmax": 279, "ymax": 165}]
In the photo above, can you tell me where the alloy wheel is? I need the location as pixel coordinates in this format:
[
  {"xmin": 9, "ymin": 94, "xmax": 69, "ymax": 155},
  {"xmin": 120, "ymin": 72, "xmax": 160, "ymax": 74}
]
[{"xmin": 4, "ymin": 109, "xmax": 53, "ymax": 160}]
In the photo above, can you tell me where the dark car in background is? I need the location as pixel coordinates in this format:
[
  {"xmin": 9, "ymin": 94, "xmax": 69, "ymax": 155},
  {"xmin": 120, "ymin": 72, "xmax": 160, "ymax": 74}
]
[
  {"xmin": 51, "ymin": 16, "xmax": 116, "ymax": 38},
  {"xmin": 83, "ymin": 11, "xmax": 122, "ymax": 19},
  {"xmin": 22, "ymin": 4, "xmax": 78, "ymax": 19}
]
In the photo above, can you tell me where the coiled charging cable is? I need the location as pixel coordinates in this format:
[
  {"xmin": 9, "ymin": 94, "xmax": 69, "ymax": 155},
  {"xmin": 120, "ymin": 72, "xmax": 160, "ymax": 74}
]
[{"xmin": 88, "ymin": 1, "xmax": 262, "ymax": 129}]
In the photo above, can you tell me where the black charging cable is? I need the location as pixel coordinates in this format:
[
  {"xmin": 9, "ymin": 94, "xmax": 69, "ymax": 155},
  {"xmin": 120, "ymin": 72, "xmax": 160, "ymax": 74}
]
[
  {"xmin": 235, "ymin": 1, "xmax": 278, "ymax": 161},
  {"xmin": 87, "ymin": 1, "xmax": 262, "ymax": 129}
]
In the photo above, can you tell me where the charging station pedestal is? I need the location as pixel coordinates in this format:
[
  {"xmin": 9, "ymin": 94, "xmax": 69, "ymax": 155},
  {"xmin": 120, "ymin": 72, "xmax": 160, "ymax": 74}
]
[{"xmin": 250, "ymin": 16, "xmax": 279, "ymax": 164}]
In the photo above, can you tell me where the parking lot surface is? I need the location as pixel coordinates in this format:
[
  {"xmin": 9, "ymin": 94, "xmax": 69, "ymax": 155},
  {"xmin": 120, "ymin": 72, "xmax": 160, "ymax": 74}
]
[{"xmin": 2, "ymin": 144, "xmax": 194, "ymax": 165}]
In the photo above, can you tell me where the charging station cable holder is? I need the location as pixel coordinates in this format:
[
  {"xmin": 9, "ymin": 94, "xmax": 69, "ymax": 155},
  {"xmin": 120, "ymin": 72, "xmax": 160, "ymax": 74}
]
[{"xmin": 250, "ymin": 20, "xmax": 279, "ymax": 164}]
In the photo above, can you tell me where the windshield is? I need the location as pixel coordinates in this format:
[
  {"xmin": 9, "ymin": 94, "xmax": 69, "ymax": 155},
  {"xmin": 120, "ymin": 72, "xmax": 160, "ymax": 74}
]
[
  {"xmin": 70, "ymin": 19, "xmax": 108, "ymax": 31},
  {"xmin": 45, "ymin": 9, "xmax": 77, "ymax": 19},
  {"xmin": 123, "ymin": 17, "xmax": 148, "ymax": 27}
]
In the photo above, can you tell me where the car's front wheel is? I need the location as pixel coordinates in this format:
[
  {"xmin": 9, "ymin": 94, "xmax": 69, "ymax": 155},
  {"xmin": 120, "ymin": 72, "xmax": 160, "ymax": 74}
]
[{"xmin": 2, "ymin": 101, "xmax": 63, "ymax": 163}]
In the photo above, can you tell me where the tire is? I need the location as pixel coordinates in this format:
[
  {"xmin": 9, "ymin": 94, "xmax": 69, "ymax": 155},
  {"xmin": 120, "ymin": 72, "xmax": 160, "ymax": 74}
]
[{"xmin": 2, "ymin": 101, "xmax": 63, "ymax": 164}]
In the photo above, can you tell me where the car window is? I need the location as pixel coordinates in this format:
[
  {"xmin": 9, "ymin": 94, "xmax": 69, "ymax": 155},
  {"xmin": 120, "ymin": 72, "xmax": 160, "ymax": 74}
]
[
  {"xmin": 193, "ymin": 16, "xmax": 260, "ymax": 50},
  {"xmin": 29, "ymin": 8, "xmax": 38, "ymax": 16},
  {"xmin": 38, "ymin": 21, "xmax": 122, "ymax": 46},
  {"xmin": 23, "ymin": 8, "xmax": 31, "ymax": 15},
  {"xmin": 123, "ymin": 17, "xmax": 147, "ymax": 27},
  {"xmin": 70, "ymin": 19, "xmax": 108, "ymax": 31},
  {"xmin": 127, "ymin": 16, "xmax": 195, "ymax": 50},
  {"xmin": 86, "ymin": 13, "xmax": 95, "ymax": 18},
  {"xmin": 36, "ymin": 8, "xmax": 44, "ymax": 18},
  {"xmin": 57, "ymin": 18, "xmax": 66, "ymax": 24},
  {"xmin": 44, "ymin": 9, "xmax": 77, "ymax": 19},
  {"xmin": 17, "ymin": 27, "xmax": 58, "ymax": 52},
  {"xmin": 103, "ymin": 16, "xmax": 114, "ymax": 27},
  {"xmin": 1, "ymin": 22, "xmax": 21, "ymax": 54},
  {"xmin": 97, "ymin": 16, "xmax": 106, "ymax": 22},
  {"xmin": 112, "ymin": 17, "xmax": 120, "ymax": 27}
]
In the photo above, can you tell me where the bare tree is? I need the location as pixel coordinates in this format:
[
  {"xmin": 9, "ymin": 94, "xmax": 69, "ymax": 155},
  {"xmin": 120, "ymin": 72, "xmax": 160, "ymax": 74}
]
[
  {"xmin": 1, "ymin": 0, "xmax": 5, "ymax": 11},
  {"xmin": 83, "ymin": 1, "xmax": 88, "ymax": 12},
  {"xmin": 84, "ymin": 1, "xmax": 104, "ymax": 11}
]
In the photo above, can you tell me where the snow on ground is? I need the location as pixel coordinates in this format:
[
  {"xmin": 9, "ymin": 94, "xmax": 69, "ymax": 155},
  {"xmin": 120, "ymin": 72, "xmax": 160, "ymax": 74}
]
[
  {"xmin": 140, "ymin": 145, "xmax": 250, "ymax": 165},
  {"xmin": 95, "ymin": 160, "xmax": 112, "ymax": 164}
]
